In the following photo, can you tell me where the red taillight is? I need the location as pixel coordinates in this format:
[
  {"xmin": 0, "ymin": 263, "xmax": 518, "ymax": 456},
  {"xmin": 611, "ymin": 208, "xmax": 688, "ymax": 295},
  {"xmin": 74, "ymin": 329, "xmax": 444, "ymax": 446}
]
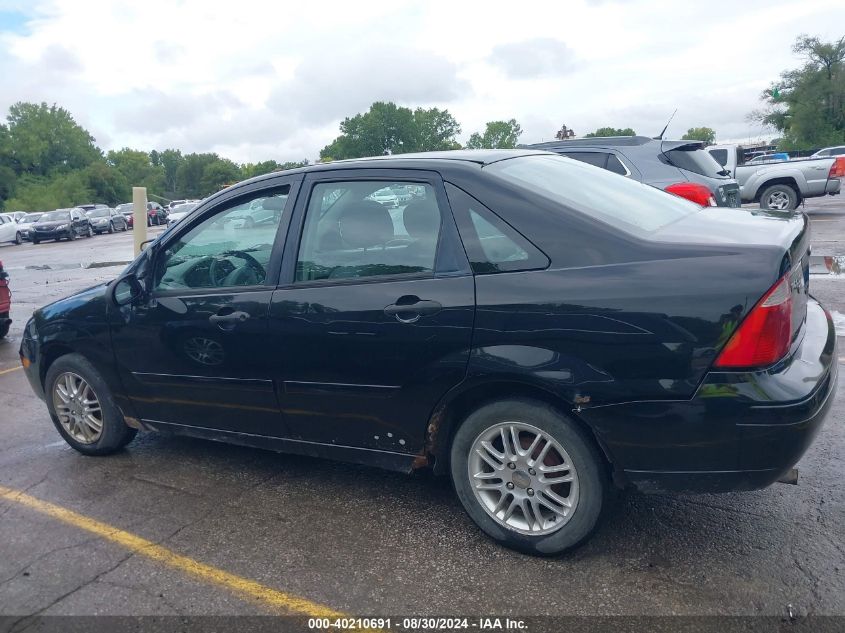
[
  {"xmin": 829, "ymin": 156, "xmax": 845, "ymax": 179},
  {"xmin": 665, "ymin": 182, "xmax": 717, "ymax": 207},
  {"xmin": 713, "ymin": 275, "xmax": 793, "ymax": 369}
]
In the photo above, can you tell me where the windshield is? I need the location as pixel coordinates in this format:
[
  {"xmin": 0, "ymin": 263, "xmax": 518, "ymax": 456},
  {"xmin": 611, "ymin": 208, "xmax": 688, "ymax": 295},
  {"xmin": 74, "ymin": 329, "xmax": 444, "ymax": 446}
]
[
  {"xmin": 664, "ymin": 146, "xmax": 728, "ymax": 178},
  {"xmin": 172, "ymin": 203, "xmax": 198, "ymax": 214},
  {"xmin": 486, "ymin": 154, "xmax": 701, "ymax": 234},
  {"xmin": 88, "ymin": 209, "xmax": 109, "ymax": 218},
  {"xmin": 40, "ymin": 210, "xmax": 71, "ymax": 222},
  {"xmin": 22, "ymin": 213, "xmax": 42, "ymax": 222},
  {"xmin": 116, "ymin": 204, "xmax": 133, "ymax": 213}
]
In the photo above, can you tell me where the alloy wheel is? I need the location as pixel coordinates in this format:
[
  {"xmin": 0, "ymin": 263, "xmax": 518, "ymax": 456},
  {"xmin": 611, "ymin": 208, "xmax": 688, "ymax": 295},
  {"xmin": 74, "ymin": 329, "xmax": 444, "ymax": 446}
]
[
  {"xmin": 184, "ymin": 336, "xmax": 225, "ymax": 365},
  {"xmin": 52, "ymin": 372, "xmax": 103, "ymax": 444},
  {"xmin": 467, "ymin": 421, "xmax": 579, "ymax": 535},
  {"xmin": 767, "ymin": 191, "xmax": 791, "ymax": 210}
]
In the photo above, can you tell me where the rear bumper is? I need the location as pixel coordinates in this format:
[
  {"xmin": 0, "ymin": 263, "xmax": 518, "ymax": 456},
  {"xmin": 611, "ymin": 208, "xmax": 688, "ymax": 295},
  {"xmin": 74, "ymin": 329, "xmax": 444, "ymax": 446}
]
[
  {"xmin": 825, "ymin": 178, "xmax": 840, "ymax": 195},
  {"xmin": 583, "ymin": 298, "xmax": 838, "ymax": 493}
]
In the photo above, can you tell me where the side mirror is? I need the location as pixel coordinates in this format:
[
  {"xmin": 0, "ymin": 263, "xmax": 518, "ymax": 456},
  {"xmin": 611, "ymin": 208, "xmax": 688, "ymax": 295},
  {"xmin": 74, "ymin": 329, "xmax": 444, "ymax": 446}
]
[{"xmin": 112, "ymin": 274, "xmax": 143, "ymax": 306}]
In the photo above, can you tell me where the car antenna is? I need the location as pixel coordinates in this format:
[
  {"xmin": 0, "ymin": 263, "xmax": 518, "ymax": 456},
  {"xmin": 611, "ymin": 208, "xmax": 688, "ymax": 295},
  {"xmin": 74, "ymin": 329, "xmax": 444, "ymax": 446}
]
[{"xmin": 654, "ymin": 109, "xmax": 677, "ymax": 140}]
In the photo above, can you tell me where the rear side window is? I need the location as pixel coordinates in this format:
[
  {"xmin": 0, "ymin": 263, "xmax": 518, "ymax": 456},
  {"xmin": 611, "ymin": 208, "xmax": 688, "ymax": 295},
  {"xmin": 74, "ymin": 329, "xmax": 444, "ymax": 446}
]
[
  {"xmin": 560, "ymin": 152, "xmax": 607, "ymax": 169},
  {"xmin": 708, "ymin": 149, "xmax": 728, "ymax": 167},
  {"xmin": 606, "ymin": 154, "xmax": 628, "ymax": 175},
  {"xmin": 446, "ymin": 183, "xmax": 548, "ymax": 274},
  {"xmin": 665, "ymin": 147, "xmax": 726, "ymax": 178},
  {"xmin": 296, "ymin": 181, "xmax": 443, "ymax": 282},
  {"xmin": 832, "ymin": 148, "xmax": 845, "ymax": 156},
  {"xmin": 487, "ymin": 154, "xmax": 701, "ymax": 234}
]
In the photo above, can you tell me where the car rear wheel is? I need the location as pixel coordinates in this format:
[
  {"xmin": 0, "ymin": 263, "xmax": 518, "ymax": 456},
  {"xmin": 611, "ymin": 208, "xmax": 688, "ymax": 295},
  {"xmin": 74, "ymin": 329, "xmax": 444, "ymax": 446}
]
[
  {"xmin": 760, "ymin": 184, "xmax": 798, "ymax": 211},
  {"xmin": 68, "ymin": 229, "xmax": 77, "ymax": 241},
  {"xmin": 108, "ymin": 222, "xmax": 114, "ymax": 234},
  {"xmin": 32, "ymin": 238, "xmax": 39, "ymax": 245},
  {"xmin": 87, "ymin": 225, "xmax": 94, "ymax": 238},
  {"xmin": 14, "ymin": 232, "xmax": 22, "ymax": 245},
  {"xmin": 45, "ymin": 354, "xmax": 137, "ymax": 455},
  {"xmin": 0, "ymin": 314, "xmax": 9, "ymax": 338},
  {"xmin": 450, "ymin": 399, "xmax": 608, "ymax": 555}
]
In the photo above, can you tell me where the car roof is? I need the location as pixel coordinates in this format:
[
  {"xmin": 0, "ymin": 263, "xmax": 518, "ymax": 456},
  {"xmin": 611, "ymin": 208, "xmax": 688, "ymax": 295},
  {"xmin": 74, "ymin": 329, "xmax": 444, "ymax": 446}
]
[{"xmin": 522, "ymin": 136, "xmax": 705, "ymax": 152}]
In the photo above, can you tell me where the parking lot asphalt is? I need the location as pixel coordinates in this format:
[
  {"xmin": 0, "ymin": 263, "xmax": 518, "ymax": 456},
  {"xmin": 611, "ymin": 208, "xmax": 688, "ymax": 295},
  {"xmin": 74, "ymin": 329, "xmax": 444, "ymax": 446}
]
[{"xmin": 0, "ymin": 203, "xmax": 843, "ymax": 621}]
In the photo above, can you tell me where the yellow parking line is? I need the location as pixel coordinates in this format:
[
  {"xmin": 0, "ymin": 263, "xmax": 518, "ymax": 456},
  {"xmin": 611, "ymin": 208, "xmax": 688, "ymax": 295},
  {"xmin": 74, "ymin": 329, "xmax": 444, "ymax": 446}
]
[
  {"xmin": 0, "ymin": 484, "xmax": 346, "ymax": 618},
  {"xmin": 0, "ymin": 366, "xmax": 22, "ymax": 376}
]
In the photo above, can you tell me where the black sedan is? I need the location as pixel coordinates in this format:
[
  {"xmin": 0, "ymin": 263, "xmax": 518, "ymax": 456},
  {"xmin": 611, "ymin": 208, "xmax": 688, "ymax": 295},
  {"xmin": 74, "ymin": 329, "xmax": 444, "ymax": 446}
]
[
  {"xmin": 29, "ymin": 208, "xmax": 93, "ymax": 243},
  {"xmin": 18, "ymin": 151, "xmax": 836, "ymax": 555}
]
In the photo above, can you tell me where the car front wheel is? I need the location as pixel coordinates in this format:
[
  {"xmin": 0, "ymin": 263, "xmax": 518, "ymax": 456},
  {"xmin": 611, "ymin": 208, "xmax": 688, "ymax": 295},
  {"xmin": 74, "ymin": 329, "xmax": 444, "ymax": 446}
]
[
  {"xmin": 450, "ymin": 399, "xmax": 608, "ymax": 555},
  {"xmin": 14, "ymin": 232, "xmax": 22, "ymax": 245},
  {"xmin": 45, "ymin": 353, "xmax": 137, "ymax": 455}
]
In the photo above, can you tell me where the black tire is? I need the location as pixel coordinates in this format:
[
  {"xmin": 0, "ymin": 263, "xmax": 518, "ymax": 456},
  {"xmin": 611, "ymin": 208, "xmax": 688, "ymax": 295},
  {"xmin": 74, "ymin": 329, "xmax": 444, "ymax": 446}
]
[
  {"xmin": 107, "ymin": 222, "xmax": 114, "ymax": 234},
  {"xmin": 87, "ymin": 225, "xmax": 94, "ymax": 238},
  {"xmin": 68, "ymin": 228, "xmax": 77, "ymax": 241},
  {"xmin": 32, "ymin": 238, "xmax": 40, "ymax": 245},
  {"xmin": 450, "ymin": 399, "xmax": 609, "ymax": 556},
  {"xmin": 0, "ymin": 315, "xmax": 9, "ymax": 338},
  {"xmin": 45, "ymin": 353, "xmax": 137, "ymax": 456},
  {"xmin": 759, "ymin": 183, "xmax": 798, "ymax": 211},
  {"xmin": 147, "ymin": 216, "xmax": 153, "ymax": 227},
  {"xmin": 14, "ymin": 232, "xmax": 22, "ymax": 245}
]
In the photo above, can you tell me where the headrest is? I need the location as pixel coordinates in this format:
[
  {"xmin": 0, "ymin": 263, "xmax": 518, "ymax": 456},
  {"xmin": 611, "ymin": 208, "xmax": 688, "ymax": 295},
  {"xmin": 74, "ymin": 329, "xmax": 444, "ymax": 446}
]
[
  {"xmin": 402, "ymin": 201, "xmax": 440, "ymax": 239},
  {"xmin": 339, "ymin": 201, "xmax": 395, "ymax": 248}
]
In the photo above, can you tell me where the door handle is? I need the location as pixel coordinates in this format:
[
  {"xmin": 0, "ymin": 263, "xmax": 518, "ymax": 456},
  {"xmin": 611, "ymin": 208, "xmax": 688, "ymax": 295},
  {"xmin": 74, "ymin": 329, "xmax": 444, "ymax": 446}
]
[
  {"xmin": 384, "ymin": 298, "xmax": 442, "ymax": 323},
  {"xmin": 209, "ymin": 310, "xmax": 250, "ymax": 327}
]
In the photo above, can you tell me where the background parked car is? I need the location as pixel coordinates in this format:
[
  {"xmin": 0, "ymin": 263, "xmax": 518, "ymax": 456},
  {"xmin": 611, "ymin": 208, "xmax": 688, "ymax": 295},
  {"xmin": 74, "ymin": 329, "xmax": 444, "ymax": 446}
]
[
  {"xmin": 76, "ymin": 204, "xmax": 108, "ymax": 213},
  {"xmin": 708, "ymin": 144, "xmax": 843, "ymax": 210},
  {"xmin": 86, "ymin": 207, "xmax": 129, "ymax": 234},
  {"xmin": 147, "ymin": 202, "xmax": 167, "ymax": 226},
  {"xmin": 524, "ymin": 136, "xmax": 742, "ymax": 208},
  {"xmin": 115, "ymin": 202, "xmax": 135, "ymax": 227},
  {"xmin": 166, "ymin": 202, "xmax": 199, "ymax": 227},
  {"xmin": 13, "ymin": 212, "xmax": 43, "ymax": 243},
  {"xmin": 746, "ymin": 153, "xmax": 790, "ymax": 164},
  {"xmin": 0, "ymin": 258, "xmax": 10, "ymax": 338},
  {"xmin": 811, "ymin": 145, "xmax": 845, "ymax": 158},
  {"xmin": 2, "ymin": 211, "xmax": 27, "ymax": 223},
  {"xmin": 0, "ymin": 214, "xmax": 19, "ymax": 244},
  {"xmin": 29, "ymin": 208, "xmax": 93, "ymax": 243}
]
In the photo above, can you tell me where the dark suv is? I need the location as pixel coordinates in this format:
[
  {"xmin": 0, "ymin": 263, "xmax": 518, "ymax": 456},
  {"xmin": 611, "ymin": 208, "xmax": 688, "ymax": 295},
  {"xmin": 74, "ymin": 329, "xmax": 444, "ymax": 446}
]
[
  {"xmin": 19, "ymin": 150, "xmax": 835, "ymax": 555},
  {"xmin": 524, "ymin": 136, "xmax": 741, "ymax": 208}
]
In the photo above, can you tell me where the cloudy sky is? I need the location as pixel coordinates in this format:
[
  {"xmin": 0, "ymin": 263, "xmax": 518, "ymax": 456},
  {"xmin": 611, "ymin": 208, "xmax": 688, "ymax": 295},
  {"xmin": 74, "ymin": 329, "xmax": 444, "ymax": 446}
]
[{"xmin": 0, "ymin": 0, "xmax": 843, "ymax": 163}]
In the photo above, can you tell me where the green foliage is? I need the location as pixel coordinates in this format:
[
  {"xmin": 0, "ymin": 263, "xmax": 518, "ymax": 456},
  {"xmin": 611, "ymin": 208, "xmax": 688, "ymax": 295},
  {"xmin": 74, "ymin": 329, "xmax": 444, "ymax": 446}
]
[
  {"xmin": 681, "ymin": 127, "xmax": 716, "ymax": 145},
  {"xmin": 465, "ymin": 119, "xmax": 523, "ymax": 149},
  {"xmin": 6, "ymin": 172, "xmax": 93, "ymax": 211},
  {"xmin": 754, "ymin": 35, "xmax": 845, "ymax": 150},
  {"xmin": 107, "ymin": 148, "xmax": 164, "ymax": 195},
  {"xmin": 5, "ymin": 102, "xmax": 100, "ymax": 175},
  {"xmin": 320, "ymin": 102, "xmax": 461, "ymax": 160},
  {"xmin": 584, "ymin": 127, "xmax": 636, "ymax": 138}
]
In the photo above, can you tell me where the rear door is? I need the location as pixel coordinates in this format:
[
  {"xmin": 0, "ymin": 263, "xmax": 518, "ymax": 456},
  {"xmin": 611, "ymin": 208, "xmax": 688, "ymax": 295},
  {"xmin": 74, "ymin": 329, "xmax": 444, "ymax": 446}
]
[{"xmin": 267, "ymin": 169, "xmax": 475, "ymax": 455}]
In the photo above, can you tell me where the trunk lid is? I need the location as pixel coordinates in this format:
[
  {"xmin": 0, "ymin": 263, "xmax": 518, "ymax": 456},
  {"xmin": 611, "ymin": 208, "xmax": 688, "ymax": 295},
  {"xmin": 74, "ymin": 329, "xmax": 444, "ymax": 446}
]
[{"xmin": 655, "ymin": 207, "xmax": 810, "ymax": 341}]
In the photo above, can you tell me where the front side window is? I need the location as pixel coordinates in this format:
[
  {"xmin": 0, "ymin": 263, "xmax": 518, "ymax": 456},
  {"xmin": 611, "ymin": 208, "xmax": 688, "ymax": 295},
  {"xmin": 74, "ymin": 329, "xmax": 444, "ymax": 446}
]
[
  {"xmin": 154, "ymin": 188, "xmax": 289, "ymax": 291},
  {"xmin": 296, "ymin": 181, "xmax": 442, "ymax": 282},
  {"xmin": 487, "ymin": 154, "xmax": 702, "ymax": 234}
]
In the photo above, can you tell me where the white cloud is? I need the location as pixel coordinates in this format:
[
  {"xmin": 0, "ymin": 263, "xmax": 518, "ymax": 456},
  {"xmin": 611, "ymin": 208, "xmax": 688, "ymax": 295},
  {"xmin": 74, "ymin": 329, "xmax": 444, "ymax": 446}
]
[{"xmin": 0, "ymin": 0, "xmax": 843, "ymax": 162}]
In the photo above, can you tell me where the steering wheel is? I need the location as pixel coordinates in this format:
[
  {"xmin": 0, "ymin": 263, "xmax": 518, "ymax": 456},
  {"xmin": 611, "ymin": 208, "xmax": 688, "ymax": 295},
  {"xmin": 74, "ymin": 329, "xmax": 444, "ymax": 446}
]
[
  {"xmin": 208, "ymin": 250, "xmax": 265, "ymax": 286},
  {"xmin": 382, "ymin": 237, "xmax": 415, "ymax": 248}
]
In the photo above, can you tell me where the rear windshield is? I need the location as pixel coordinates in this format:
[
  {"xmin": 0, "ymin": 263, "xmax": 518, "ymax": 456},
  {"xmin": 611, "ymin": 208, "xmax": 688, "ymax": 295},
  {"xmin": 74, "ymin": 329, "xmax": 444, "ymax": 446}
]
[
  {"xmin": 88, "ymin": 209, "xmax": 109, "ymax": 217},
  {"xmin": 487, "ymin": 154, "xmax": 700, "ymax": 234},
  {"xmin": 664, "ymin": 146, "xmax": 727, "ymax": 178},
  {"xmin": 116, "ymin": 204, "xmax": 133, "ymax": 213}
]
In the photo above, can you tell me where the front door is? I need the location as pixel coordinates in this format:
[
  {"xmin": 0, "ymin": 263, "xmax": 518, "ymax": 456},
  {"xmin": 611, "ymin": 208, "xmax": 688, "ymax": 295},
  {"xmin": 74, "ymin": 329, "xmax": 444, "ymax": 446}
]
[
  {"xmin": 268, "ymin": 172, "xmax": 475, "ymax": 456},
  {"xmin": 111, "ymin": 179, "xmax": 299, "ymax": 436}
]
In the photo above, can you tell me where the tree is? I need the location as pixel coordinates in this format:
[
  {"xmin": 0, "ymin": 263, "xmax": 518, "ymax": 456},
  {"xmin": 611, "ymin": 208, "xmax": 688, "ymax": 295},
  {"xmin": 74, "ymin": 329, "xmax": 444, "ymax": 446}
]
[
  {"xmin": 4, "ymin": 102, "xmax": 100, "ymax": 176},
  {"xmin": 320, "ymin": 102, "xmax": 461, "ymax": 160},
  {"xmin": 106, "ymin": 148, "xmax": 163, "ymax": 194},
  {"xmin": 84, "ymin": 162, "xmax": 128, "ymax": 205},
  {"xmin": 681, "ymin": 127, "xmax": 716, "ymax": 145},
  {"xmin": 584, "ymin": 127, "xmax": 636, "ymax": 138},
  {"xmin": 199, "ymin": 158, "xmax": 242, "ymax": 193},
  {"xmin": 753, "ymin": 35, "xmax": 845, "ymax": 149},
  {"xmin": 158, "ymin": 149, "xmax": 183, "ymax": 196},
  {"xmin": 466, "ymin": 119, "xmax": 523, "ymax": 149}
]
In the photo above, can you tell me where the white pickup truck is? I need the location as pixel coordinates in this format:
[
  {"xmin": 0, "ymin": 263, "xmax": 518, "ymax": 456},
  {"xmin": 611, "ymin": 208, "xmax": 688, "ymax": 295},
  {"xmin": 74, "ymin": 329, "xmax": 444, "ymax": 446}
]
[{"xmin": 707, "ymin": 144, "xmax": 842, "ymax": 211}]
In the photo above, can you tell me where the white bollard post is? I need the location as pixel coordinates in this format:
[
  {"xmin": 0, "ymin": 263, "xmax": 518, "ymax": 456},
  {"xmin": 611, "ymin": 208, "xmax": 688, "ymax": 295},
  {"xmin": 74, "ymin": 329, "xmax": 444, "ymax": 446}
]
[{"xmin": 132, "ymin": 187, "xmax": 148, "ymax": 256}]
